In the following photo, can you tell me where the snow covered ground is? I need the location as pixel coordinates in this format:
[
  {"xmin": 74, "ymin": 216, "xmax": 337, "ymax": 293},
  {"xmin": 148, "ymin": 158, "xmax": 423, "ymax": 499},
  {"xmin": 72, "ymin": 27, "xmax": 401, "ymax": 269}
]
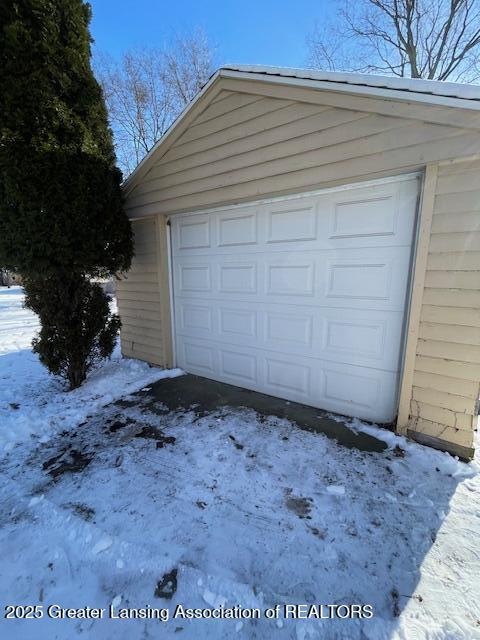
[
  {"xmin": 0, "ymin": 287, "xmax": 182, "ymax": 448},
  {"xmin": 0, "ymin": 286, "xmax": 479, "ymax": 640}
]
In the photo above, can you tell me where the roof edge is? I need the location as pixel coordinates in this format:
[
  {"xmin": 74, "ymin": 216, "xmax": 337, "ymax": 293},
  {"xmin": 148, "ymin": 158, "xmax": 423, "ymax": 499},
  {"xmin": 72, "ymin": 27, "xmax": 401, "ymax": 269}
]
[
  {"xmin": 222, "ymin": 67, "xmax": 480, "ymax": 110},
  {"xmin": 222, "ymin": 65, "xmax": 480, "ymax": 102}
]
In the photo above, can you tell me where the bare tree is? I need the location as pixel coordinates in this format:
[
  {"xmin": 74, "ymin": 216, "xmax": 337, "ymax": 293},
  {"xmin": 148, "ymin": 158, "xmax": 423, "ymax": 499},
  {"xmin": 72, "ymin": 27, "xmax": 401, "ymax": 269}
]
[
  {"xmin": 163, "ymin": 30, "xmax": 214, "ymax": 112},
  {"xmin": 307, "ymin": 0, "xmax": 480, "ymax": 82},
  {"xmin": 95, "ymin": 30, "xmax": 214, "ymax": 176}
]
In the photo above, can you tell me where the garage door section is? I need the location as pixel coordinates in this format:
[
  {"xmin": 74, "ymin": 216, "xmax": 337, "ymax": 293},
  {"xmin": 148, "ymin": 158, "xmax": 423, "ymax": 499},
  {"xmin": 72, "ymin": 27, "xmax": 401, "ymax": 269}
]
[{"xmin": 170, "ymin": 175, "xmax": 420, "ymax": 423}]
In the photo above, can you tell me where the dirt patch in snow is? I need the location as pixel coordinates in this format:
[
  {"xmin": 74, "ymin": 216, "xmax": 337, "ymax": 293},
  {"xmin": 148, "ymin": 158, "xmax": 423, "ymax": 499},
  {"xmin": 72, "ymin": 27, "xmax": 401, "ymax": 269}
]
[
  {"xmin": 154, "ymin": 568, "xmax": 178, "ymax": 599},
  {"xmin": 284, "ymin": 490, "xmax": 313, "ymax": 519},
  {"xmin": 134, "ymin": 424, "xmax": 176, "ymax": 448},
  {"xmin": 42, "ymin": 448, "xmax": 93, "ymax": 478},
  {"xmin": 106, "ymin": 417, "xmax": 136, "ymax": 433},
  {"xmin": 64, "ymin": 502, "xmax": 95, "ymax": 522}
]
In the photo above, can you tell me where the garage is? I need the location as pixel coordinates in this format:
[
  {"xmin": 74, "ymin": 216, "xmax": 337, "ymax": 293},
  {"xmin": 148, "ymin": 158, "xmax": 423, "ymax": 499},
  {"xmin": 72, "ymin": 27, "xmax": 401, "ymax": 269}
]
[
  {"xmin": 171, "ymin": 175, "xmax": 420, "ymax": 422},
  {"xmin": 118, "ymin": 65, "xmax": 480, "ymax": 458}
]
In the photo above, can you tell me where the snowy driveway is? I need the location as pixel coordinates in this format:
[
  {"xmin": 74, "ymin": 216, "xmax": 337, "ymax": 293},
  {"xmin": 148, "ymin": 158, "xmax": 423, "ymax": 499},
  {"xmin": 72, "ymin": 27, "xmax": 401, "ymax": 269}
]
[
  {"xmin": 2, "ymin": 384, "xmax": 480, "ymax": 640},
  {"xmin": 1, "ymin": 287, "xmax": 480, "ymax": 640}
]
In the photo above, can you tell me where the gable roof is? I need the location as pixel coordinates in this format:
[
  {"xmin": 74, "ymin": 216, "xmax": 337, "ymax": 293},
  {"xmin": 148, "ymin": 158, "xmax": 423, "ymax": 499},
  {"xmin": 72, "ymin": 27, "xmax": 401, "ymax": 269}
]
[{"xmin": 123, "ymin": 65, "xmax": 480, "ymax": 194}]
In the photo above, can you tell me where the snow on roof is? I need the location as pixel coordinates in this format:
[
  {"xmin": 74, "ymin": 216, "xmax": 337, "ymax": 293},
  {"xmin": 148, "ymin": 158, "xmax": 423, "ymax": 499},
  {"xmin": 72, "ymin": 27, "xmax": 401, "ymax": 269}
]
[{"xmin": 221, "ymin": 64, "xmax": 480, "ymax": 103}]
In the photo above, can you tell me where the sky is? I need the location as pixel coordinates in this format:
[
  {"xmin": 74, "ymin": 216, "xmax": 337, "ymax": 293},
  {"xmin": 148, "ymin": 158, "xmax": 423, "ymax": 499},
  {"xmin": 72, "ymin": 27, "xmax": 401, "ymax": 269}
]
[{"xmin": 90, "ymin": 0, "xmax": 334, "ymax": 68}]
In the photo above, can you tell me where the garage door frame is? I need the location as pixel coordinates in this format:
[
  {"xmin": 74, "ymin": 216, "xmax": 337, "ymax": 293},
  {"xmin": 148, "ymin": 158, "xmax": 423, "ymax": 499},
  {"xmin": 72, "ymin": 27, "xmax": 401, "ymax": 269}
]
[{"xmin": 165, "ymin": 170, "xmax": 423, "ymax": 423}]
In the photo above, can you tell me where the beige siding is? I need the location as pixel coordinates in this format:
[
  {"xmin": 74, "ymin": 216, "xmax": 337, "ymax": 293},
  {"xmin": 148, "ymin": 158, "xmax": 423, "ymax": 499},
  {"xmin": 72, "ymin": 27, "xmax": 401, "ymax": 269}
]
[
  {"xmin": 218, "ymin": 78, "xmax": 480, "ymax": 129},
  {"xmin": 407, "ymin": 159, "xmax": 480, "ymax": 457},
  {"xmin": 125, "ymin": 81, "xmax": 480, "ymax": 219},
  {"xmin": 116, "ymin": 217, "xmax": 166, "ymax": 366}
]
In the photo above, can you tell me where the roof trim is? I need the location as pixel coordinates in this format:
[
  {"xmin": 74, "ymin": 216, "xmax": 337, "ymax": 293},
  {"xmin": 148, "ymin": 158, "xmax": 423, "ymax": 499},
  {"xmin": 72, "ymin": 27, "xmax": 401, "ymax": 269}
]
[
  {"xmin": 222, "ymin": 65, "xmax": 480, "ymax": 102},
  {"xmin": 123, "ymin": 66, "xmax": 480, "ymax": 194},
  {"xmin": 221, "ymin": 67, "xmax": 480, "ymax": 110}
]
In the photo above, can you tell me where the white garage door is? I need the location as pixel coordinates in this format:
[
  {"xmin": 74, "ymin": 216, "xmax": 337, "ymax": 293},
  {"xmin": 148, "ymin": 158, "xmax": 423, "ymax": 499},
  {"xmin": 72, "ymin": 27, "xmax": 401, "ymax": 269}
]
[{"xmin": 170, "ymin": 174, "xmax": 420, "ymax": 423}]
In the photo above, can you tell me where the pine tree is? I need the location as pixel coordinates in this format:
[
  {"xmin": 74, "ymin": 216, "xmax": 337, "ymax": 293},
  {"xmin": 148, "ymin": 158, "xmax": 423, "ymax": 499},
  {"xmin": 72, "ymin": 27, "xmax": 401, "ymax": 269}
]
[{"xmin": 0, "ymin": 0, "xmax": 133, "ymax": 389}]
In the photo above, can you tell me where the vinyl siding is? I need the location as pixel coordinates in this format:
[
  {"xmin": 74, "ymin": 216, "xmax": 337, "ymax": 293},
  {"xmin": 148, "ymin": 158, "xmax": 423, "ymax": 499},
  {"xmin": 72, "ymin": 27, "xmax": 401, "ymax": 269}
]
[
  {"xmin": 125, "ymin": 81, "xmax": 480, "ymax": 219},
  {"xmin": 407, "ymin": 159, "xmax": 480, "ymax": 456},
  {"xmin": 116, "ymin": 217, "xmax": 166, "ymax": 366}
]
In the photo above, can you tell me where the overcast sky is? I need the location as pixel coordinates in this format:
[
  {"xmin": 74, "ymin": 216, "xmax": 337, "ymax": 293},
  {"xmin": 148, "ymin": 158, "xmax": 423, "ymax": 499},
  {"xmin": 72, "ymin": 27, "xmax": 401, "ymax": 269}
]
[{"xmin": 90, "ymin": 0, "xmax": 334, "ymax": 68}]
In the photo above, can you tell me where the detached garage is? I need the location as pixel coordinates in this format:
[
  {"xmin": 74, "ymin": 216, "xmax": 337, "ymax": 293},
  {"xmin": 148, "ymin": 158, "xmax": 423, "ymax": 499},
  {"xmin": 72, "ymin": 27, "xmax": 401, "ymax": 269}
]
[{"xmin": 118, "ymin": 66, "xmax": 480, "ymax": 460}]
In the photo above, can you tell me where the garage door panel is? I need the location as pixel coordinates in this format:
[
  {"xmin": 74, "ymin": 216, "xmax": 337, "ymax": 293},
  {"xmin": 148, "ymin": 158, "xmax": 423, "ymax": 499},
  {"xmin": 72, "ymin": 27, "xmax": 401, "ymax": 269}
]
[
  {"xmin": 174, "ymin": 300, "xmax": 404, "ymax": 370},
  {"xmin": 179, "ymin": 303, "xmax": 213, "ymax": 333},
  {"xmin": 266, "ymin": 261, "xmax": 315, "ymax": 296},
  {"xmin": 325, "ymin": 259, "xmax": 393, "ymax": 300},
  {"xmin": 219, "ymin": 263, "xmax": 257, "ymax": 293},
  {"xmin": 265, "ymin": 357, "xmax": 311, "ymax": 398},
  {"xmin": 178, "ymin": 264, "xmax": 212, "ymax": 292},
  {"xmin": 175, "ymin": 248, "xmax": 411, "ymax": 311},
  {"xmin": 322, "ymin": 316, "xmax": 388, "ymax": 362},
  {"xmin": 172, "ymin": 174, "xmax": 419, "ymax": 423},
  {"xmin": 329, "ymin": 182, "xmax": 417, "ymax": 240},
  {"xmin": 319, "ymin": 365, "xmax": 397, "ymax": 422},
  {"xmin": 219, "ymin": 307, "xmax": 257, "ymax": 338},
  {"xmin": 265, "ymin": 311, "xmax": 313, "ymax": 347},
  {"xmin": 182, "ymin": 341, "xmax": 216, "ymax": 374},
  {"xmin": 177, "ymin": 340, "xmax": 261, "ymax": 392},
  {"xmin": 174, "ymin": 231, "xmax": 414, "ymax": 256},
  {"xmin": 177, "ymin": 215, "xmax": 211, "ymax": 250},
  {"xmin": 219, "ymin": 349, "xmax": 258, "ymax": 384},
  {"xmin": 322, "ymin": 368, "xmax": 380, "ymax": 409},
  {"xmin": 330, "ymin": 196, "xmax": 396, "ymax": 239},
  {"xmin": 217, "ymin": 210, "xmax": 258, "ymax": 247},
  {"xmin": 266, "ymin": 201, "xmax": 318, "ymax": 243},
  {"xmin": 172, "ymin": 177, "xmax": 418, "ymax": 256}
]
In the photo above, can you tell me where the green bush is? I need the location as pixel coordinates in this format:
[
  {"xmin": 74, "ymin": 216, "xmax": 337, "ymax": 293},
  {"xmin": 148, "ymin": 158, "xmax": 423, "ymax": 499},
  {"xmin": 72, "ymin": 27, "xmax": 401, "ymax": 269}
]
[
  {"xmin": 0, "ymin": 1, "xmax": 133, "ymax": 389},
  {"xmin": 25, "ymin": 274, "xmax": 120, "ymax": 389}
]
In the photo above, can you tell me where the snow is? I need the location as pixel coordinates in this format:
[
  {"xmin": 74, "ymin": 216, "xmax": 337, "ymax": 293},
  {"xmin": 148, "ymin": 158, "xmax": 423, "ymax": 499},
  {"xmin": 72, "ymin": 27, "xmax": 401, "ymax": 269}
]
[
  {"xmin": 1, "ymin": 286, "xmax": 480, "ymax": 640},
  {"xmin": 0, "ymin": 287, "xmax": 182, "ymax": 448}
]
